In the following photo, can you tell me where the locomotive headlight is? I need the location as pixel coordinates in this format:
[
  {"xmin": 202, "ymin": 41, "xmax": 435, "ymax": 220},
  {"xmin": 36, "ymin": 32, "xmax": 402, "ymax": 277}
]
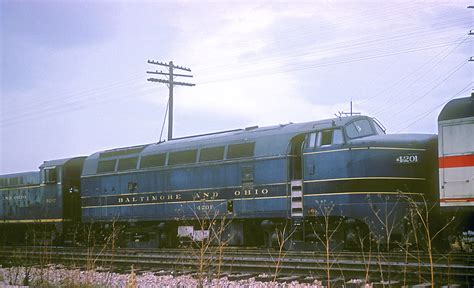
[{"xmin": 395, "ymin": 154, "xmax": 420, "ymax": 164}]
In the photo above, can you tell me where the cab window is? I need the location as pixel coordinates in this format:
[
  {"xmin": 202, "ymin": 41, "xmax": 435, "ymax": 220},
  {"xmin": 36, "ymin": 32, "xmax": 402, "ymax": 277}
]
[
  {"xmin": 373, "ymin": 121, "xmax": 386, "ymax": 135},
  {"xmin": 332, "ymin": 129, "xmax": 344, "ymax": 144},
  {"xmin": 320, "ymin": 130, "xmax": 332, "ymax": 146},
  {"xmin": 345, "ymin": 119, "xmax": 374, "ymax": 139},
  {"xmin": 44, "ymin": 168, "xmax": 57, "ymax": 183},
  {"xmin": 307, "ymin": 133, "xmax": 317, "ymax": 148},
  {"xmin": 306, "ymin": 129, "xmax": 344, "ymax": 148}
]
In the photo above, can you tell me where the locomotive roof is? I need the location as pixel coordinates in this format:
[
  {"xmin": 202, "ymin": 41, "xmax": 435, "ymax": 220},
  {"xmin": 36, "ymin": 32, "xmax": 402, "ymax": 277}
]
[
  {"xmin": 82, "ymin": 115, "xmax": 365, "ymax": 176},
  {"xmin": 438, "ymin": 95, "xmax": 474, "ymax": 122},
  {"xmin": 0, "ymin": 171, "xmax": 40, "ymax": 188},
  {"xmin": 39, "ymin": 157, "xmax": 82, "ymax": 169},
  {"xmin": 0, "ymin": 171, "xmax": 38, "ymax": 179},
  {"xmin": 143, "ymin": 115, "xmax": 360, "ymax": 153}
]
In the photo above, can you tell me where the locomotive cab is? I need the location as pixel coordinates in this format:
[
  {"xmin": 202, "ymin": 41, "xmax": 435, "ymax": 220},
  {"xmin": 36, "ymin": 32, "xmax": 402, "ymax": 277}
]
[{"xmin": 292, "ymin": 116, "xmax": 438, "ymax": 249}]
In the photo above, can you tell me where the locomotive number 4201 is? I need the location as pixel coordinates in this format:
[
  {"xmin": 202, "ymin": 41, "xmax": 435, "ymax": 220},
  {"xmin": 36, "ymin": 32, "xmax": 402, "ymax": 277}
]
[{"xmin": 396, "ymin": 154, "xmax": 419, "ymax": 164}]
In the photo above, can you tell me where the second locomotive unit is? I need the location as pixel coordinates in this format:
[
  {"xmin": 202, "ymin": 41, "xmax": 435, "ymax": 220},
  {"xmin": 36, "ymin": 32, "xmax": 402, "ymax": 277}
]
[{"xmin": 0, "ymin": 157, "xmax": 84, "ymax": 245}]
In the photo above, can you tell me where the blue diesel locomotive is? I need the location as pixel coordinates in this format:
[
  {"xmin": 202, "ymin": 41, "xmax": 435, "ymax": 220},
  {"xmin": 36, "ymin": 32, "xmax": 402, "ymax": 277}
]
[
  {"xmin": 0, "ymin": 115, "xmax": 439, "ymax": 248},
  {"xmin": 0, "ymin": 157, "xmax": 84, "ymax": 244},
  {"xmin": 79, "ymin": 115, "xmax": 437, "ymax": 248}
]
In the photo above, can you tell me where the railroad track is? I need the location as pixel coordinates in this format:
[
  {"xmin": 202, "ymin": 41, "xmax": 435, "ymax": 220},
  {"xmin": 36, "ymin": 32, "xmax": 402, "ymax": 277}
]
[{"xmin": 0, "ymin": 246, "xmax": 472, "ymax": 286}]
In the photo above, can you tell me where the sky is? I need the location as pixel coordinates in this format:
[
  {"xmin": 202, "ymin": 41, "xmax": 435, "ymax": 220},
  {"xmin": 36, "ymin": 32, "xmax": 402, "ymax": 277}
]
[{"xmin": 0, "ymin": 0, "xmax": 472, "ymax": 174}]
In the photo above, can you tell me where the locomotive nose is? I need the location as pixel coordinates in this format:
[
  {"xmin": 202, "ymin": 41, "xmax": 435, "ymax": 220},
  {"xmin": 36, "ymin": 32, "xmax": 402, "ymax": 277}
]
[
  {"xmin": 347, "ymin": 133, "xmax": 439, "ymax": 198},
  {"xmin": 349, "ymin": 133, "xmax": 437, "ymax": 150}
]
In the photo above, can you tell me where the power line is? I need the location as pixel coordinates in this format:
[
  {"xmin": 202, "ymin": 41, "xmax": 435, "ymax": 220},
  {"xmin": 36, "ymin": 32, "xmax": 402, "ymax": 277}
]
[
  {"xmin": 382, "ymin": 60, "xmax": 468, "ymax": 125},
  {"xmin": 199, "ymin": 39, "xmax": 470, "ymax": 85},
  {"xmin": 382, "ymin": 5, "xmax": 474, "ymax": 126},
  {"xmin": 368, "ymin": 36, "xmax": 469, "ymax": 115},
  {"xmin": 4, "ymin": 5, "xmax": 467, "ymax": 119},
  {"xmin": 3, "ymin": 73, "xmax": 144, "ymax": 112},
  {"xmin": 1, "ymin": 86, "xmax": 160, "ymax": 127},
  {"xmin": 2, "ymin": 37, "xmax": 466, "ymax": 128},
  {"xmin": 192, "ymin": 16, "xmax": 470, "ymax": 74},
  {"xmin": 0, "ymin": 79, "xmax": 151, "ymax": 126},
  {"xmin": 189, "ymin": 4, "xmax": 468, "ymax": 72},
  {"xmin": 2, "ymin": 5, "xmax": 469, "ymax": 128},
  {"xmin": 2, "ymin": 35, "xmax": 466, "ymax": 128},
  {"xmin": 396, "ymin": 82, "xmax": 473, "ymax": 132}
]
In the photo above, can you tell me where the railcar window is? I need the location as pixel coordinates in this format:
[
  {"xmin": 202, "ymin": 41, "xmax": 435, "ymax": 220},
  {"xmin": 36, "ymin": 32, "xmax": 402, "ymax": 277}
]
[
  {"xmin": 199, "ymin": 146, "xmax": 225, "ymax": 162},
  {"xmin": 320, "ymin": 130, "xmax": 333, "ymax": 146},
  {"xmin": 345, "ymin": 119, "xmax": 374, "ymax": 139},
  {"xmin": 140, "ymin": 153, "xmax": 166, "ymax": 168},
  {"xmin": 9, "ymin": 177, "xmax": 17, "ymax": 186},
  {"xmin": 307, "ymin": 133, "xmax": 316, "ymax": 148},
  {"xmin": 44, "ymin": 168, "xmax": 57, "ymax": 183},
  {"xmin": 100, "ymin": 146, "xmax": 145, "ymax": 158},
  {"xmin": 308, "ymin": 129, "xmax": 344, "ymax": 148},
  {"xmin": 227, "ymin": 143, "xmax": 255, "ymax": 159},
  {"xmin": 332, "ymin": 129, "xmax": 344, "ymax": 144},
  {"xmin": 117, "ymin": 157, "xmax": 138, "ymax": 171},
  {"xmin": 169, "ymin": 150, "xmax": 197, "ymax": 165},
  {"xmin": 97, "ymin": 160, "xmax": 117, "ymax": 173}
]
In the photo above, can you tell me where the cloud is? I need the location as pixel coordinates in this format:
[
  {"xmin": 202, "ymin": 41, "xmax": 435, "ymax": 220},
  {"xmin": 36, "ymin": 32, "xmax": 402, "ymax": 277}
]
[
  {"xmin": 142, "ymin": 3, "xmax": 342, "ymax": 124},
  {"xmin": 1, "ymin": 1, "xmax": 471, "ymax": 173},
  {"xmin": 1, "ymin": 1, "xmax": 115, "ymax": 48}
]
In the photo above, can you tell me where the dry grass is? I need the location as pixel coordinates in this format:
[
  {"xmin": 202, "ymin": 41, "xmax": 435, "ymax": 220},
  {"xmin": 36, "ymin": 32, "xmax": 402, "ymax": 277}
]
[
  {"xmin": 183, "ymin": 201, "xmax": 232, "ymax": 287},
  {"xmin": 400, "ymin": 193, "xmax": 454, "ymax": 288},
  {"xmin": 310, "ymin": 200, "xmax": 344, "ymax": 288},
  {"xmin": 269, "ymin": 222, "xmax": 294, "ymax": 282}
]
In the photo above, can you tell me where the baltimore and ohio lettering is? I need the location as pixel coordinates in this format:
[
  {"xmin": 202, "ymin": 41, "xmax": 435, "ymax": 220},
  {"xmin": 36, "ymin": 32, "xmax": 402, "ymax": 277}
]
[
  {"xmin": 2, "ymin": 195, "xmax": 27, "ymax": 201},
  {"xmin": 118, "ymin": 193, "xmax": 182, "ymax": 204},
  {"xmin": 116, "ymin": 188, "xmax": 271, "ymax": 205},
  {"xmin": 233, "ymin": 188, "xmax": 269, "ymax": 196}
]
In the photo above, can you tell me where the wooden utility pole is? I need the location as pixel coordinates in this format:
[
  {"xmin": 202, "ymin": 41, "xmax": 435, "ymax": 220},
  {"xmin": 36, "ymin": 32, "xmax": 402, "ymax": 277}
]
[{"xmin": 147, "ymin": 60, "xmax": 195, "ymax": 140}]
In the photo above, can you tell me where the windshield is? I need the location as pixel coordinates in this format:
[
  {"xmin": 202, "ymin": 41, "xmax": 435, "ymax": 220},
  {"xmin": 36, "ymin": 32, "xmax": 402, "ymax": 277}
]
[
  {"xmin": 345, "ymin": 119, "xmax": 375, "ymax": 139},
  {"xmin": 373, "ymin": 121, "xmax": 386, "ymax": 135}
]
